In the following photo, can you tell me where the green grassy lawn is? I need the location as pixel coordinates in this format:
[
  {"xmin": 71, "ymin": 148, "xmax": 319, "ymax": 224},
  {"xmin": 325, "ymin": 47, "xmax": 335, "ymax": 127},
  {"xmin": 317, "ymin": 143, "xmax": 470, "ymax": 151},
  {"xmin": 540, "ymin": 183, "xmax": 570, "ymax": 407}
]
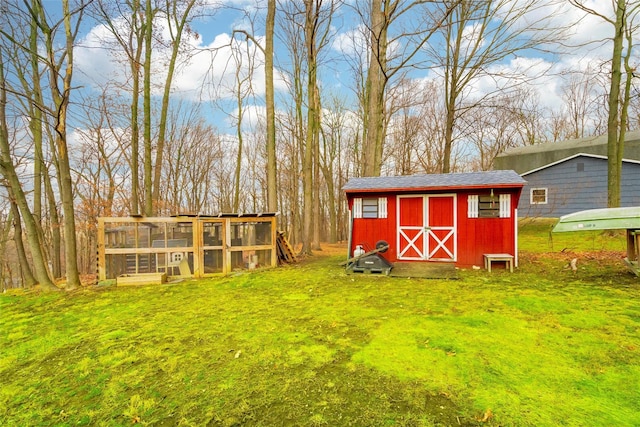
[{"xmin": 1, "ymin": 222, "xmax": 639, "ymax": 426}]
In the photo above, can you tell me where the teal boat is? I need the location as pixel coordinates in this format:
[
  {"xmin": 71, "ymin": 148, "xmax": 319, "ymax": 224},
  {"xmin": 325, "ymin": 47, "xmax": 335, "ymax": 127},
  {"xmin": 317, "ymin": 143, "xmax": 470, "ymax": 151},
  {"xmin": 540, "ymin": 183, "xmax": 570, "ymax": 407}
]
[
  {"xmin": 552, "ymin": 206, "xmax": 640, "ymax": 232},
  {"xmin": 553, "ymin": 207, "xmax": 640, "ymax": 276}
]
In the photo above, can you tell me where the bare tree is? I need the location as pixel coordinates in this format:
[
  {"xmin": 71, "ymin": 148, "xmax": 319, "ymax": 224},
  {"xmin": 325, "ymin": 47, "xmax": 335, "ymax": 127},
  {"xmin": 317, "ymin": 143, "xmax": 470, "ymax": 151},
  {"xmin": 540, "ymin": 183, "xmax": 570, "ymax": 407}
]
[
  {"xmin": 561, "ymin": 70, "xmax": 601, "ymax": 139},
  {"xmin": 0, "ymin": 3, "xmax": 64, "ymax": 283},
  {"xmin": 0, "ymin": 54, "xmax": 56, "ymax": 289},
  {"xmin": 142, "ymin": 0, "xmax": 155, "ymax": 215},
  {"xmin": 93, "ymin": 0, "xmax": 146, "ymax": 215},
  {"xmin": 429, "ymin": 0, "xmax": 566, "ymax": 173},
  {"xmin": 383, "ymin": 78, "xmax": 424, "ymax": 175},
  {"xmin": 353, "ymin": 0, "xmax": 458, "ymax": 177},
  {"xmin": 8, "ymin": 189, "xmax": 37, "ymax": 287},
  {"xmin": 570, "ymin": 0, "xmax": 640, "ymax": 207},
  {"xmin": 33, "ymin": 0, "xmax": 91, "ymax": 289},
  {"xmin": 0, "ymin": 1, "xmax": 90, "ymax": 289},
  {"xmin": 302, "ymin": 0, "xmax": 336, "ymax": 253},
  {"xmin": 230, "ymin": 0, "xmax": 278, "ymax": 213},
  {"xmin": 151, "ymin": 0, "xmax": 201, "ymax": 214},
  {"xmin": 219, "ymin": 36, "xmax": 258, "ymax": 212},
  {"xmin": 463, "ymin": 94, "xmax": 527, "ymax": 171},
  {"xmin": 278, "ymin": 0, "xmax": 336, "ymax": 254},
  {"xmin": 412, "ymin": 80, "xmax": 448, "ymax": 174},
  {"xmin": 160, "ymin": 105, "xmax": 226, "ymax": 214},
  {"xmin": 265, "ymin": 0, "xmax": 278, "ymax": 213},
  {"xmin": 320, "ymin": 92, "xmax": 353, "ymax": 243}
]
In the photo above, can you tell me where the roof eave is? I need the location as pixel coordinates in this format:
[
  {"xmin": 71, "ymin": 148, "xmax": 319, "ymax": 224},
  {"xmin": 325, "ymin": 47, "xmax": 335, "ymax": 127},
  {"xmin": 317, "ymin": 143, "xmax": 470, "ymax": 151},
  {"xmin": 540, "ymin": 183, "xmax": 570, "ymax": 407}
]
[{"xmin": 344, "ymin": 183, "xmax": 525, "ymax": 194}]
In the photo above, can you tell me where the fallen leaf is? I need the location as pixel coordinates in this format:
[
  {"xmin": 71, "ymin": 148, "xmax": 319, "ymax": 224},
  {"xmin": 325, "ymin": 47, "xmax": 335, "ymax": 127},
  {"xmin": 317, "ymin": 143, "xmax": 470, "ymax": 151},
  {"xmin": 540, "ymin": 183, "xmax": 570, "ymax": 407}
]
[{"xmin": 481, "ymin": 408, "xmax": 493, "ymax": 422}]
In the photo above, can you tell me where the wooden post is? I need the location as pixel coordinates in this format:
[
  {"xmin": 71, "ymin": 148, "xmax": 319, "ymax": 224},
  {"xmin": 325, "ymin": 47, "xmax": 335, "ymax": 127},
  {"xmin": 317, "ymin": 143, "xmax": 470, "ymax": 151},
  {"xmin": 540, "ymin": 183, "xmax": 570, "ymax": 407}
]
[
  {"xmin": 627, "ymin": 229, "xmax": 639, "ymax": 262},
  {"xmin": 97, "ymin": 217, "xmax": 106, "ymax": 281},
  {"xmin": 224, "ymin": 217, "xmax": 231, "ymax": 274},
  {"xmin": 271, "ymin": 216, "xmax": 277, "ymax": 267},
  {"xmin": 192, "ymin": 217, "xmax": 202, "ymax": 278}
]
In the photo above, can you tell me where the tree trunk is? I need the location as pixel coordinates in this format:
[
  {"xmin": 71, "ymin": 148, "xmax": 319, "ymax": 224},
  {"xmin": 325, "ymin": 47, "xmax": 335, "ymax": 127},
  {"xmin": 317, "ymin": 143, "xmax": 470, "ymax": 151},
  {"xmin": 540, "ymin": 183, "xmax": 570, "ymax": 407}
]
[
  {"xmin": 143, "ymin": 0, "xmax": 154, "ymax": 216},
  {"xmin": 131, "ymin": 60, "xmax": 141, "ymax": 215},
  {"xmin": 361, "ymin": 0, "xmax": 387, "ymax": 177},
  {"xmin": 29, "ymin": 13, "xmax": 44, "ymax": 223},
  {"xmin": 312, "ymin": 102, "xmax": 321, "ymax": 250},
  {"xmin": 44, "ymin": 165, "xmax": 62, "ymax": 278},
  {"xmin": 442, "ymin": 6, "xmax": 463, "ymax": 174},
  {"xmin": 301, "ymin": 0, "xmax": 322, "ymax": 255},
  {"xmin": 617, "ymin": 17, "xmax": 635, "ymax": 205},
  {"xmin": 9, "ymin": 198, "xmax": 37, "ymax": 287},
  {"xmin": 607, "ymin": 0, "xmax": 625, "ymax": 208},
  {"xmin": 233, "ymin": 100, "xmax": 244, "ymax": 213},
  {"xmin": 265, "ymin": 0, "xmax": 278, "ymax": 213},
  {"xmin": 48, "ymin": 0, "xmax": 81, "ymax": 290},
  {"xmin": 0, "ymin": 39, "xmax": 56, "ymax": 290},
  {"xmin": 152, "ymin": 0, "xmax": 197, "ymax": 212}
]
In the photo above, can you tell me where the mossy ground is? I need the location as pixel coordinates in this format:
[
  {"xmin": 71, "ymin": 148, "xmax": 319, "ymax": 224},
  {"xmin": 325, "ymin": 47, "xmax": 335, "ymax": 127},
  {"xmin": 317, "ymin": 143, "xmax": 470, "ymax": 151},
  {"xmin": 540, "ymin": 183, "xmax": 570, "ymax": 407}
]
[{"xmin": 1, "ymin": 221, "xmax": 638, "ymax": 426}]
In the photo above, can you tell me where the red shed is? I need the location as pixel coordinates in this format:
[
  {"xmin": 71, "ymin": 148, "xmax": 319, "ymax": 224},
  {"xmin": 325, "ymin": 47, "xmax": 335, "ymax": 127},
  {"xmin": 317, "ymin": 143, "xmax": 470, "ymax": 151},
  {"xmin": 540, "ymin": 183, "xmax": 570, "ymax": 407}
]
[{"xmin": 344, "ymin": 170, "xmax": 526, "ymax": 269}]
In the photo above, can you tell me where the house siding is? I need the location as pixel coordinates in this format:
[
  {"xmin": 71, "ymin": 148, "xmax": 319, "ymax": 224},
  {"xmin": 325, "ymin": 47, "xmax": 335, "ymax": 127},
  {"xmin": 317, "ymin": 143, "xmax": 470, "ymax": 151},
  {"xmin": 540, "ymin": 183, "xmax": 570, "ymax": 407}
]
[{"xmin": 519, "ymin": 156, "xmax": 640, "ymax": 217}]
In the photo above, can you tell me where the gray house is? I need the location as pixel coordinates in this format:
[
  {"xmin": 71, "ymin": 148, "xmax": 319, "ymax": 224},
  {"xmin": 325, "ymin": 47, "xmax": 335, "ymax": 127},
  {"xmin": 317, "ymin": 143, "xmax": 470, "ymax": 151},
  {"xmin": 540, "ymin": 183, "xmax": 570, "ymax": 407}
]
[{"xmin": 494, "ymin": 131, "xmax": 640, "ymax": 217}]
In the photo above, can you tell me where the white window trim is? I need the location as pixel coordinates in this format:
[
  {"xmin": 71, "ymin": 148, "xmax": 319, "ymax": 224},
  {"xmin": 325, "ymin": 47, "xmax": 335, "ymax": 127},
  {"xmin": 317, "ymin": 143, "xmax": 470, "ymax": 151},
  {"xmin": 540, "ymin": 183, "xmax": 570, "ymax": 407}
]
[
  {"xmin": 378, "ymin": 197, "xmax": 388, "ymax": 219},
  {"xmin": 469, "ymin": 193, "xmax": 510, "ymax": 218},
  {"xmin": 353, "ymin": 197, "xmax": 387, "ymax": 219},
  {"xmin": 353, "ymin": 198, "xmax": 362, "ymax": 218},
  {"xmin": 530, "ymin": 188, "xmax": 548, "ymax": 205},
  {"xmin": 468, "ymin": 195, "xmax": 478, "ymax": 218},
  {"xmin": 499, "ymin": 194, "xmax": 511, "ymax": 218}
]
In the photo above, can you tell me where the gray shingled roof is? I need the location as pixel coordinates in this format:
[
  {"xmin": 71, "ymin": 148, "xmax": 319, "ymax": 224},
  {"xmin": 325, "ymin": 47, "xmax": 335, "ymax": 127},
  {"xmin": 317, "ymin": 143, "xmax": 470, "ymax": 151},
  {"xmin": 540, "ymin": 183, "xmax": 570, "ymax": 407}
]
[
  {"xmin": 343, "ymin": 170, "xmax": 526, "ymax": 192},
  {"xmin": 494, "ymin": 130, "xmax": 640, "ymax": 174},
  {"xmin": 496, "ymin": 130, "xmax": 640, "ymax": 157}
]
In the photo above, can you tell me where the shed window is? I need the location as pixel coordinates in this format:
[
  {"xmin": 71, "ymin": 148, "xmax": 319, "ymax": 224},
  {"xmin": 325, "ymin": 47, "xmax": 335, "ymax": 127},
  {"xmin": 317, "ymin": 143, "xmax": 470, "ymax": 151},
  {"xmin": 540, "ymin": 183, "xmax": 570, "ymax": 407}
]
[
  {"xmin": 353, "ymin": 197, "xmax": 388, "ymax": 219},
  {"xmin": 362, "ymin": 198, "xmax": 378, "ymax": 218},
  {"xmin": 478, "ymin": 195, "xmax": 499, "ymax": 218},
  {"xmin": 530, "ymin": 188, "xmax": 547, "ymax": 205},
  {"xmin": 468, "ymin": 193, "xmax": 510, "ymax": 218}
]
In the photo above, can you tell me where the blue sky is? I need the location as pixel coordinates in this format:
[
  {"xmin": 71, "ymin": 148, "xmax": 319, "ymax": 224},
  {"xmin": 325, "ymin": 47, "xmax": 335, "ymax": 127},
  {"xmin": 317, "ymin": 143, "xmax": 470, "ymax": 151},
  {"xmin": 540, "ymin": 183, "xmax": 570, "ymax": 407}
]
[{"xmin": 64, "ymin": 0, "xmax": 636, "ymax": 138}]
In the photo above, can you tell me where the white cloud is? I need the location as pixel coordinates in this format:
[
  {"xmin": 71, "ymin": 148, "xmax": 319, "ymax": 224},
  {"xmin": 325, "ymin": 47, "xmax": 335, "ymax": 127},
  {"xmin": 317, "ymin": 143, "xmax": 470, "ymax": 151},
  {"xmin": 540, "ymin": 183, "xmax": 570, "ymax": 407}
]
[
  {"xmin": 75, "ymin": 15, "xmax": 287, "ymax": 103},
  {"xmin": 331, "ymin": 24, "xmax": 367, "ymax": 57}
]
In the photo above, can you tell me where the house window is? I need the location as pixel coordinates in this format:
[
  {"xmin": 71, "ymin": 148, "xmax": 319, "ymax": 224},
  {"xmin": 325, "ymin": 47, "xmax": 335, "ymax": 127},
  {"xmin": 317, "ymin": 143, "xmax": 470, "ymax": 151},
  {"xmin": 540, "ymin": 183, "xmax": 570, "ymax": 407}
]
[
  {"xmin": 353, "ymin": 197, "xmax": 388, "ymax": 219},
  {"xmin": 530, "ymin": 188, "xmax": 547, "ymax": 205},
  {"xmin": 468, "ymin": 194, "xmax": 510, "ymax": 218},
  {"xmin": 577, "ymin": 162, "xmax": 584, "ymax": 172}
]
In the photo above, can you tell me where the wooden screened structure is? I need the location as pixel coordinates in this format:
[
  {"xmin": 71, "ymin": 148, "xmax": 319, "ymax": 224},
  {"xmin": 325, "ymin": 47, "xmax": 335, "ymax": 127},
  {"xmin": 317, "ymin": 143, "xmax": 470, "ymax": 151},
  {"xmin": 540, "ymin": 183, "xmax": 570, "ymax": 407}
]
[{"xmin": 97, "ymin": 214, "xmax": 277, "ymax": 281}]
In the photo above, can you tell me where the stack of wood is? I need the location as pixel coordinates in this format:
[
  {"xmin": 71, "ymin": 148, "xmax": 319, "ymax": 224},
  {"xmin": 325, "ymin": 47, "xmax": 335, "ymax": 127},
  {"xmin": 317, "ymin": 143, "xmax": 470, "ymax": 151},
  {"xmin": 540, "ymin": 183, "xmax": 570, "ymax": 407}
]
[{"xmin": 276, "ymin": 231, "xmax": 297, "ymax": 264}]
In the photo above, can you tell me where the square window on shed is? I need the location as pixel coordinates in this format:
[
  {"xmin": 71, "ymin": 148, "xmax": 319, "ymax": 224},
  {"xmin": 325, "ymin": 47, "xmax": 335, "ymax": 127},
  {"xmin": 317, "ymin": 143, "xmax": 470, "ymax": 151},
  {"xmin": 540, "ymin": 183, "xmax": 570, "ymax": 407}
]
[
  {"xmin": 362, "ymin": 198, "xmax": 379, "ymax": 218},
  {"xmin": 352, "ymin": 197, "xmax": 387, "ymax": 219},
  {"xmin": 478, "ymin": 195, "xmax": 500, "ymax": 218},
  {"xmin": 468, "ymin": 194, "xmax": 510, "ymax": 218},
  {"xmin": 531, "ymin": 188, "xmax": 547, "ymax": 205}
]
